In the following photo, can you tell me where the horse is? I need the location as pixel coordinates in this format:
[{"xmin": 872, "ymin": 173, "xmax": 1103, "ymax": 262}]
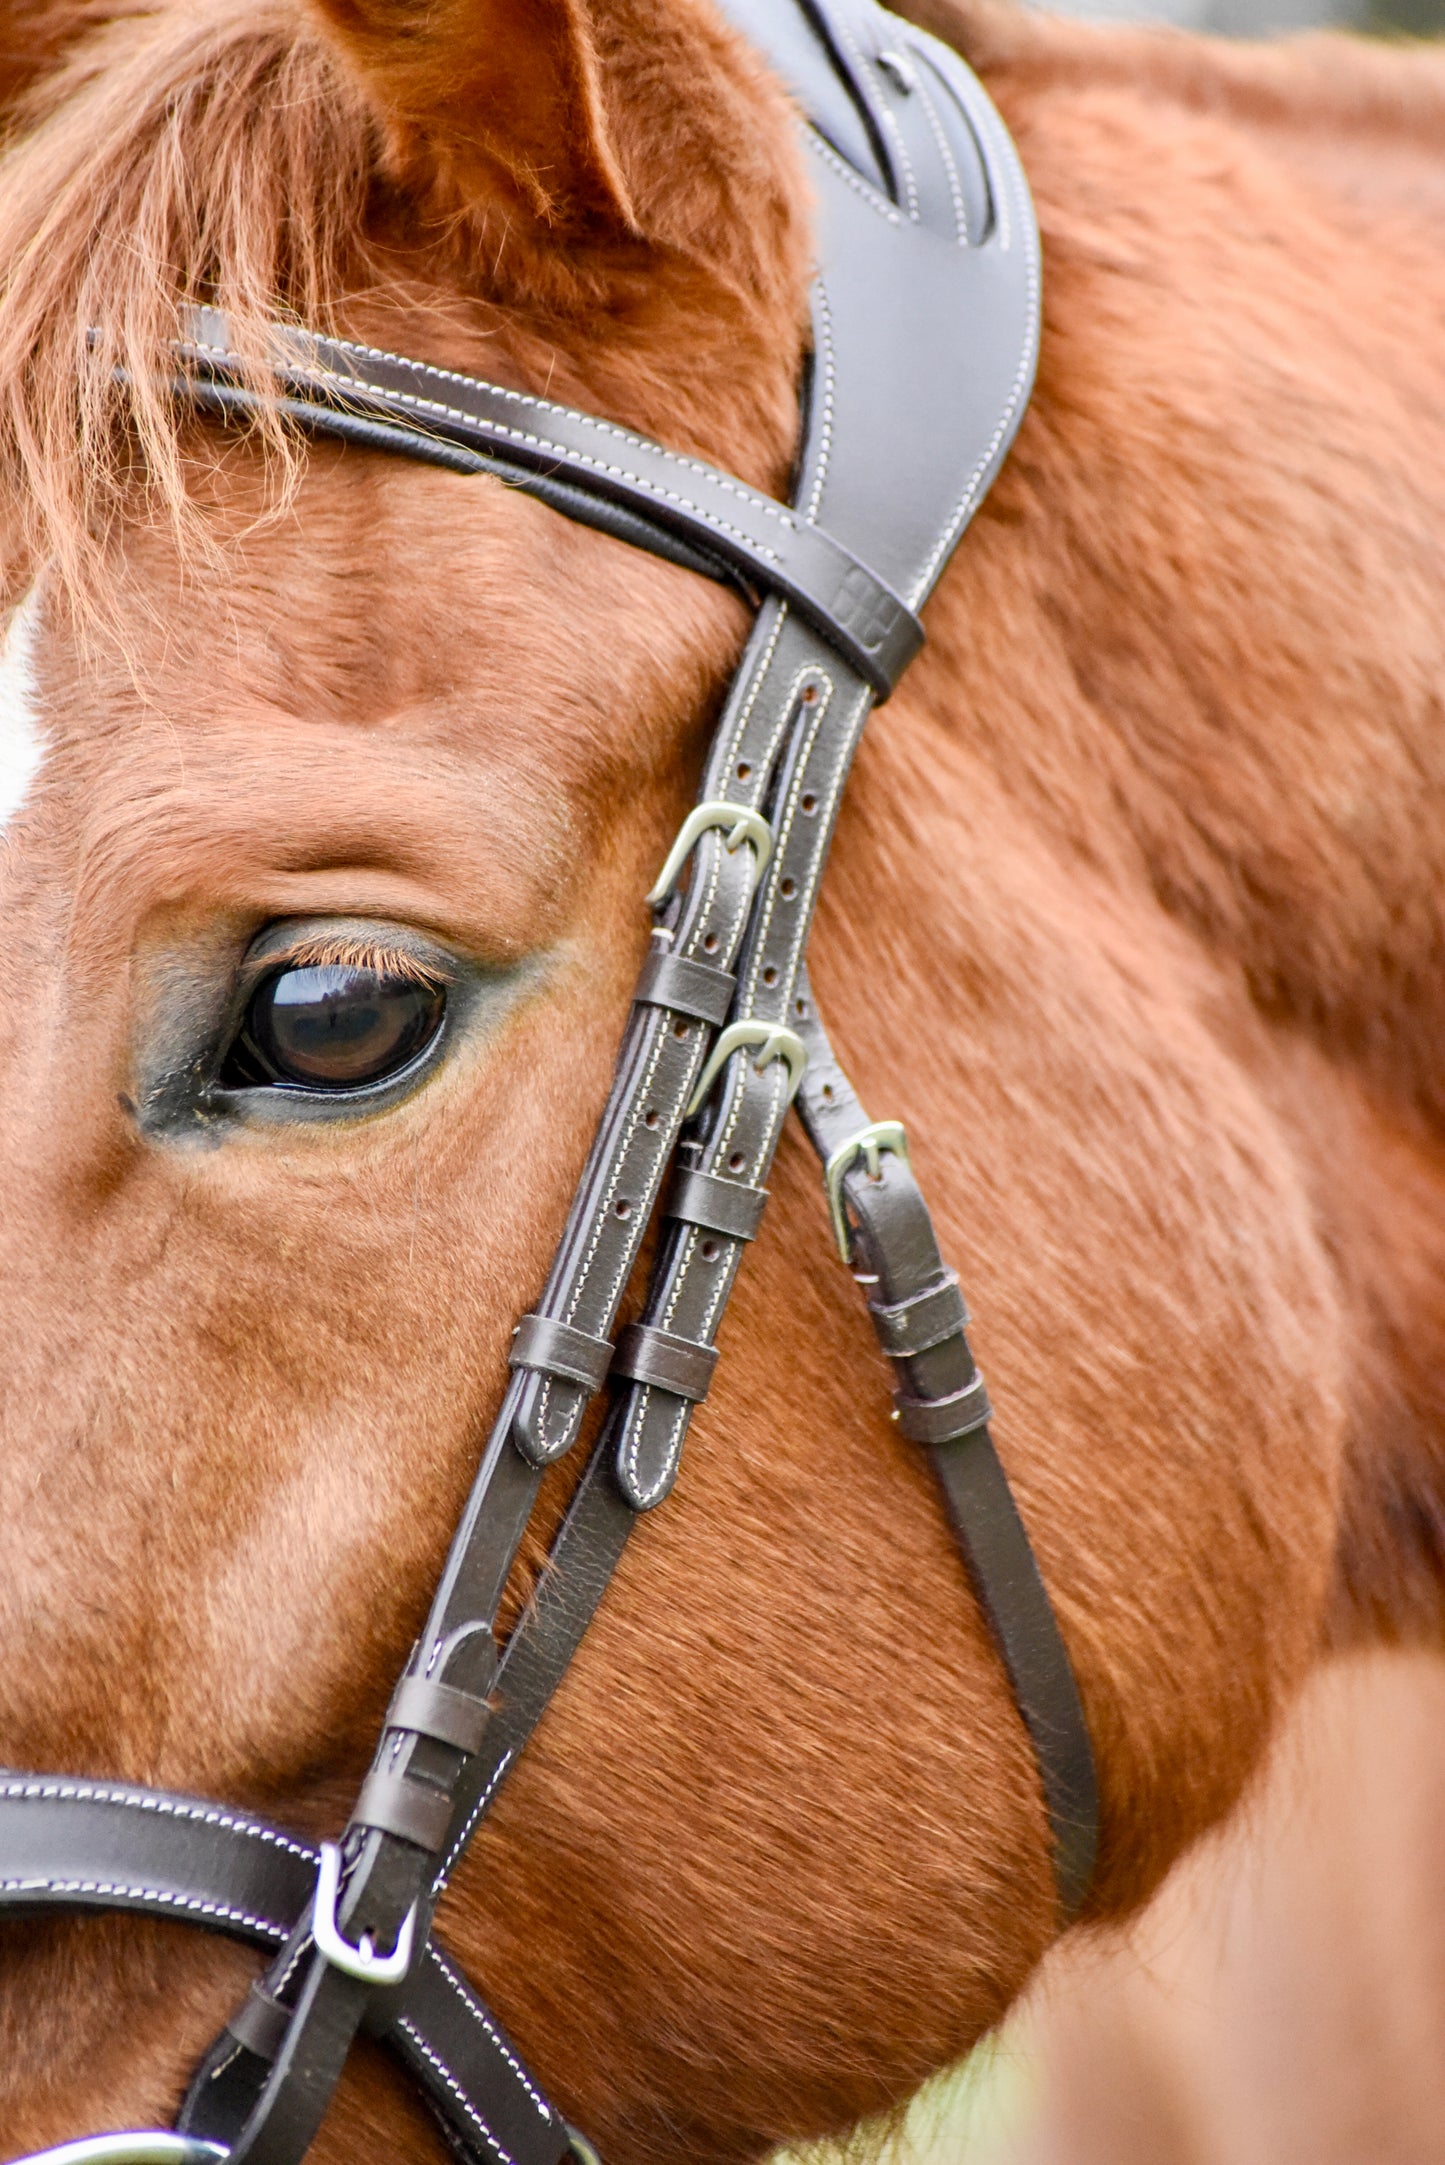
[{"xmin": 0, "ymin": 0, "xmax": 1442, "ymax": 2157}]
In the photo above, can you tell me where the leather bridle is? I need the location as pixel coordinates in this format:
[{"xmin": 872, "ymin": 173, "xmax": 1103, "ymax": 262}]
[{"xmin": 1, "ymin": 3, "xmax": 1098, "ymax": 2159}]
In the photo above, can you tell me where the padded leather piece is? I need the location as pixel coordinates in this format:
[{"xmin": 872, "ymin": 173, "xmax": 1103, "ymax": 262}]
[
  {"xmin": 0, "ymin": 1775, "xmax": 314, "ymax": 1943},
  {"xmin": 633, "ymin": 946, "xmax": 737, "ymax": 1027}
]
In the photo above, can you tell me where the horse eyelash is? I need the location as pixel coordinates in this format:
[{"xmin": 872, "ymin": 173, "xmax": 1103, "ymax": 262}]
[{"xmin": 257, "ymin": 935, "xmax": 453, "ymax": 989}]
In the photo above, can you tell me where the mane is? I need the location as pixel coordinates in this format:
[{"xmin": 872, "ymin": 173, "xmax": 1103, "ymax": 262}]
[{"xmin": 0, "ymin": 0, "xmax": 382, "ymax": 601}]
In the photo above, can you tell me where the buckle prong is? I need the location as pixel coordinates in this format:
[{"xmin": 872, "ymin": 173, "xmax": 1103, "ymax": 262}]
[
  {"xmin": 312, "ymin": 1840, "xmax": 418, "ymax": 1986},
  {"xmin": 824, "ymin": 1120, "xmax": 910, "ymax": 1262}
]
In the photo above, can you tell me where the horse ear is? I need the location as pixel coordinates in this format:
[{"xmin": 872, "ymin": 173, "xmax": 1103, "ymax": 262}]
[{"xmin": 306, "ymin": 0, "xmax": 640, "ymax": 231}]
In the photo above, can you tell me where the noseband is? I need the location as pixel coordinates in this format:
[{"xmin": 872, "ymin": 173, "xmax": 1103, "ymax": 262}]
[{"xmin": 2, "ymin": 4, "xmax": 1098, "ymax": 2159}]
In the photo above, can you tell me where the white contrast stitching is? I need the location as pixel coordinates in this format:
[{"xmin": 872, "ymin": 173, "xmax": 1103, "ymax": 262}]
[
  {"xmin": 803, "ymin": 132, "xmax": 902, "ymax": 226},
  {"xmin": 426, "ymin": 1946, "xmax": 554, "ymax": 2123},
  {"xmin": 912, "ymin": 69, "xmax": 969, "ymax": 245},
  {"xmin": 397, "ymin": 2017, "xmax": 517, "ymax": 2165},
  {"xmin": 433, "ymin": 1749, "xmax": 514, "ymax": 1893},
  {"xmin": 0, "ymin": 1876, "xmax": 287, "ymax": 1940},
  {"xmin": 626, "ymin": 658, "xmax": 843, "ymax": 1504},
  {"xmin": 0, "ymin": 1780, "xmax": 315, "ymax": 1862},
  {"xmin": 801, "ymin": 282, "xmax": 837, "ymax": 528},
  {"xmin": 187, "ymin": 333, "xmax": 794, "ymax": 552},
  {"xmin": 832, "ymin": 14, "xmax": 918, "ymax": 223},
  {"xmin": 906, "ymin": 88, "xmax": 1035, "ymax": 602}
]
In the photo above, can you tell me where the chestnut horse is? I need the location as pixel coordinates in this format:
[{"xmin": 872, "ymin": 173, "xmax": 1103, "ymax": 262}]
[{"xmin": 0, "ymin": 0, "xmax": 1443, "ymax": 2158}]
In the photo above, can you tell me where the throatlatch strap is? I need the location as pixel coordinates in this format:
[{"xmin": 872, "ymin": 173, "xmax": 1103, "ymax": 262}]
[{"xmin": 791, "ymin": 978, "xmax": 1099, "ymax": 1921}]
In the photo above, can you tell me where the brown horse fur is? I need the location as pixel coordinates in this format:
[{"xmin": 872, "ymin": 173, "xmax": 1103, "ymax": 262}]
[{"xmin": 0, "ymin": 0, "xmax": 1440, "ymax": 2157}]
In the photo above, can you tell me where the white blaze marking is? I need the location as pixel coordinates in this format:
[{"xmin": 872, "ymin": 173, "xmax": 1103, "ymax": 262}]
[{"xmin": 0, "ymin": 588, "xmax": 45, "ymax": 830}]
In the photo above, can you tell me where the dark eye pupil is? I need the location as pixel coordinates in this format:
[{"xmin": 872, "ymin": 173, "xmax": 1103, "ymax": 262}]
[{"xmin": 238, "ymin": 964, "xmax": 444, "ymax": 1091}]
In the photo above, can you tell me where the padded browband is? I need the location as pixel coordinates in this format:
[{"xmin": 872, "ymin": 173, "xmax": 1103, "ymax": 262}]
[{"xmin": 171, "ymin": 307, "xmax": 923, "ymax": 700}]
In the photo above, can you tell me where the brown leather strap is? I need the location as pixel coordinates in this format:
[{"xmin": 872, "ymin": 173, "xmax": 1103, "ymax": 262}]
[
  {"xmin": 611, "ymin": 1323, "xmax": 719, "ymax": 1403},
  {"xmin": 664, "ymin": 1167, "xmax": 769, "ymax": 1242},
  {"xmin": 385, "ymin": 1674, "xmax": 491, "ymax": 1756},
  {"xmin": 227, "ymin": 1986, "xmax": 290, "ymax": 2063},
  {"xmin": 791, "ymin": 976, "xmax": 1099, "ymax": 1924},
  {"xmin": 869, "ymin": 1273, "xmax": 968, "ymax": 1357},
  {"xmin": 634, "ymin": 945, "xmax": 737, "ymax": 1027},
  {"xmin": 351, "ymin": 1768, "xmax": 452, "ymax": 1854},
  {"xmin": 894, "ymin": 1372, "xmax": 993, "ymax": 1444},
  {"xmin": 508, "ymin": 1313, "xmax": 614, "ymax": 1394}
]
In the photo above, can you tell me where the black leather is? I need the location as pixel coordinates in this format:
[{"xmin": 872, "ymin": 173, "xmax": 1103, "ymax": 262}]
[
  {"xmin": 664, "ymin": 1166, "xmax": 769, "ymax": 1242},
  {"xmin": 611, "ymin": 1322, "xmax": 719, "ymax": 1404}
]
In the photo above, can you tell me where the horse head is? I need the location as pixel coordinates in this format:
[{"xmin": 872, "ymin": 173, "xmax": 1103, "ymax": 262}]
[{"xmin": 2, "ymin": 0, "xmax": 1416, "ymax": 2157}]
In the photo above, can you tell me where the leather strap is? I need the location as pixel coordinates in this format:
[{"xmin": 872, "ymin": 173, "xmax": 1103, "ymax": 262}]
[
  {"xmin": 13, "ymin": 9, "xmax": 1088, "ymax": 2162},
  {"xmin": 174, "ymin": 309, "xmax": 923, "ymax": 700},
  {"xmin": 634, "ymin": 945, "xmax": 737, "ymax": 1028},
  {"xmin": 384, "ymin": 1675, "xmax": 492, "ymax": 1757},
  {"xmin": 791, "ymin": 977, "xmax": 1099, "ymax": 1921},
  {"xmin": 0, "ymin": 1780, "xmax": 570, "ymax": 2164},
  {"xmin": 509, "ymin": 1314, "xmax": 614, "ymax": 1396},
  {"xmin": 351, "ymin": 1767, "xmax": 452, "ymax": 1852},
  {"xmin": 611, "ymin": 1323, "xmax": 719, "ymax": 1404},
  {"xmin": 664, "ymin": 1167, "xmax": 768, "ymax": 1242},
  {"xmin": 895, "ymin": 1374, "xmax": 993, "ymax": 1445}
]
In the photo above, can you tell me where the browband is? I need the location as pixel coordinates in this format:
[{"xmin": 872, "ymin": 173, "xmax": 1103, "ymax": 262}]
[
  {"xmin": 5, "ymin": 3, "xmax": 1098, "ymax": 2161},
  {"xmin": 172, "ymin": 310, "xmax": 924, "ymax": 700}
]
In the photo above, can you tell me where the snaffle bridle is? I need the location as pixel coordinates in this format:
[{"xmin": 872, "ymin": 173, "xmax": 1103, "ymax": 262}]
[{"xmin": 0, "ymin": 4, "xmax": 1098, "ymax": 2159}]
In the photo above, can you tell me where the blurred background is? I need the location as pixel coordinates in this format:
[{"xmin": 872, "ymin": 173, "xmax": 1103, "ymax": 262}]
[{"xmin": 1030, "ymin": 0, "xmax": 1445, "ymax": 36}]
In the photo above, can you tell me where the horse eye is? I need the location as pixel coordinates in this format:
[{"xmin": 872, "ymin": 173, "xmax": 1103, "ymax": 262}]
[{"xmin": 224, "ymin": 963, "xmax": 446, "ymax": 1092}]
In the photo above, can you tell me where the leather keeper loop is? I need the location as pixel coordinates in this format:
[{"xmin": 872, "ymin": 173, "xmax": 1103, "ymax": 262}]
[
  {"xmin": 226, "ymin": 1983, "xmax": 289, "ymax": 2063},
  {"xmin": 351, "ymin": 1768, "xmax": 452, "ymax": 1854},
  {"xmin": 869, "ymin": 1273, "xmax": 968, "ymax": 1358},
  {"xmin": 509, "ymin": 1313, "xmax": 613, "ymax": 1394},
  {"xmin": 386, "ymin": 1674, "xmax": 490, "ymax": 1756},
  {"xmin": 894, "ymin": 1372, "xmax": 993, "ymax": 1446},
  {"xmin": 634, "ymin": 947, "xmax": 736, "ymax": 1027},
  {"xmin": 612, "ymin": 1322, "xmax": 720, "ymax": 1404},
  {"xmin": 665, "ymin": 1167, "xmax": 768, "ymax": 1243}
]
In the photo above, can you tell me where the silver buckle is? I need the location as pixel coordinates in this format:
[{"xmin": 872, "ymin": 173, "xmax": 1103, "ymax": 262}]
[
  {"xmin": 312, "ymin": 1840, "xmax": 418, "ymax": 1986},
  {"xmin": 824, "ymin": 1120, "xmax": 910, "ymax": 1261},
  {"xmin": 646, "ymin": 801, "xmax": 773, "ymax": 907},
  {"xmin": 11, "ymin": 2140, "xmax": 227, "ymax": 2164},
  {"xmin": 686, "ymin": 1021, "xmax": 806, "ymax": 1119}
]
